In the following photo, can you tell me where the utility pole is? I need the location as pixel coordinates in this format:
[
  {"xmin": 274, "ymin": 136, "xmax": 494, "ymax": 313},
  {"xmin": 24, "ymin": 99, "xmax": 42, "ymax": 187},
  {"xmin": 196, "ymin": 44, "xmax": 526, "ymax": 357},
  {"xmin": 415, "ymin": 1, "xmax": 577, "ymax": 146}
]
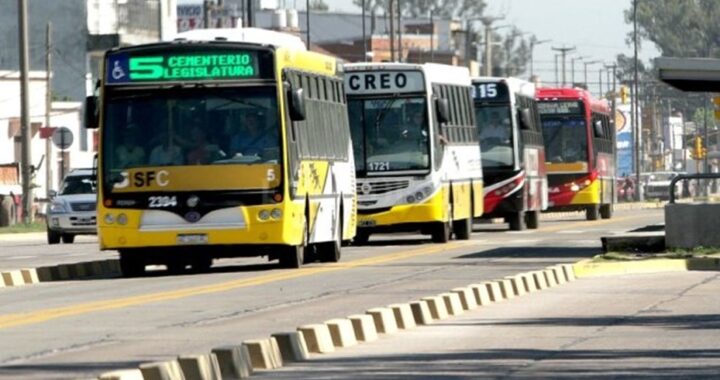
[
  {"xmin": 598, "ymin": 69, "xmax": 603, "ymax": 98},
  {"xmin": 389, "ymin": 0, "xmax": 395, "ymax": 61},
  {"xmin": 305, "ymin": 0, "xmax": 310, "ymax": 47},
  {"xmin": 362, "ymin": 0, "xmax": 367, "ymax": 61},
  {"xmin": 18, "ymin": 0, "xmax": 33, "ymax": 224},
  {"xmin": 583, "ymin": 60, "xmax": 600, "ymax": 89},
  {"xmin": 554, "ymin": 54, "xmax": 559, "ymax": 86},
  {"xmin": 606, "ymin": 63, "xmax": 618, "ymax": 179},
  {"xmin": 633, "ymin": 0, "xmax": 642, "ymax": 200},
  {"xmin": 529, "ymin": 37, "xmax": 550, "ymax": 80},
  {"xmin": 570, "ymin": 56, "xmax": 587, "ymax": 86},
  {"xmin": 45, "ymin": 22, "xmax": 53, "ymax": 197},
  {"xmin": 247, "ymin": 0, "xmax": 254, "ymax": 27},
  {"xmin": 551, "ymin": 45, "xmax": 575, "ymax": 86},
  {"xmin": 429, "ymin": 9, "xmax": 434, "ymax": 62},
  {"xmin": 397, "ymin": 0, "xmax": 403, "ymax": 63},
  {"xmin": 480, "ymin": 16, "xmax": 503, "ymax": 76}
]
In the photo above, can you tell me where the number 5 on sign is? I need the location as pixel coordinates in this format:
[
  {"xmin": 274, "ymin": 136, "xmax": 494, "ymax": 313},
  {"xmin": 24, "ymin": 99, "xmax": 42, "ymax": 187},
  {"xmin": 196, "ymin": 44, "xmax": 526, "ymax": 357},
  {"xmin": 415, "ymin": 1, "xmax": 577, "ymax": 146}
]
[{"xmin": 130, "ymin": 57, "xmax": 164, "ymax": 80}]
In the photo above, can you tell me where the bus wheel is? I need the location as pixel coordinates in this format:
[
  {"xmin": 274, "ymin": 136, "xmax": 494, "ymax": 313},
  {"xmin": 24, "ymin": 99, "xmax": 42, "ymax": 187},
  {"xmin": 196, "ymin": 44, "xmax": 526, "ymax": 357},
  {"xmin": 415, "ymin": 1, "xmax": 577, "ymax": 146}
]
[
  {"xmin": 191, "ymin": 256, "xmax": 213, "ymax": 273},
  {"xmin": 508, "ymin": 211, "xmax": 526, "ymax": 231},
  {"xmin": 119, "ymin": 251, "xmax": 146, "ymax": 277},
  {"xmin": 586, "ymin": 206, "xmax": 600, "ymax": 221},
  {"xmin": 318, "ymin": 238, "xmax": 341, "ymax": 263},
  {"xmin": 600, "ymin": 204, "xmax": 613, "ymax": 219},
  {"xmin": 430, "ymin": 221, "xmax": 451, "ymax": 243},
  {"xmin": 279, "ymin": 245, "xmax": 304, "ymax": 269},
  {"xmin": 452, "ymin": 218, "xmax": 472, "ymax": 240},
  {"xmin": 525, "ymin": 211, "xmax": 540, "ymax": 229},
  {"xmin": 353, "ymin": 231, "xmax": 370, "ymax": 245}
]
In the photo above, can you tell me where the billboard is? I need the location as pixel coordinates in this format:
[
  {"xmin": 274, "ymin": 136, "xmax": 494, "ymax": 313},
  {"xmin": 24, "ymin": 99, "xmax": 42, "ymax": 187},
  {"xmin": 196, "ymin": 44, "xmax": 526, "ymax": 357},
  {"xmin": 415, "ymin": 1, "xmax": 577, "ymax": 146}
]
[{"xmin": 615, "ymin": 102, "xmax": 637, "ymax": 176}]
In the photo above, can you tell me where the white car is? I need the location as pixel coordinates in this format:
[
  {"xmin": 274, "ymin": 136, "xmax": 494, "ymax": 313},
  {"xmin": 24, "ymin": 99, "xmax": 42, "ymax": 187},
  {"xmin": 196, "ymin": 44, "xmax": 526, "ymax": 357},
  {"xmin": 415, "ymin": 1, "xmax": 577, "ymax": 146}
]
[
  {"xmin": 644, "ymin": 171, "xmax": 682, "ymax": 200},
  {"xmin": 46, "ymin": 169, "xmax": 97, "ymax": 244}
]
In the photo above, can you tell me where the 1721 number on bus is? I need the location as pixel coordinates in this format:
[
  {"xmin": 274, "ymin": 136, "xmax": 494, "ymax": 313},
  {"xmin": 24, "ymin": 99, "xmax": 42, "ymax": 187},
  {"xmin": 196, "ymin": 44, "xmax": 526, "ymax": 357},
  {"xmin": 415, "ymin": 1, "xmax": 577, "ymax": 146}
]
[{"xmin": 368, "ymin": 162, "xmax": 390, "ymax": 171}]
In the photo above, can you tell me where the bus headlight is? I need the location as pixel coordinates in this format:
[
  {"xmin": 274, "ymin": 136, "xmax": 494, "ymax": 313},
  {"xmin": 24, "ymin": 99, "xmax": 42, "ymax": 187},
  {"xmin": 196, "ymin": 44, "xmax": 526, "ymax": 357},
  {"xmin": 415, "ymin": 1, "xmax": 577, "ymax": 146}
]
[
  {"xmin": 570, "ymin": 184, "xmax": 580, "ymax": 192},
  {"xmin": 270, "ymin": 208, "xmax": 282, "ymax": 219},
  {"xmin": 117, "ymin": 213, "xmax": 128, "ymax": 225},
  {"xmin": 258, "ymin": 209, "xmax": 271, "ymax": 221},
  {"xmin": 406, "ymin": 195, "xmax": 416, "ymax": 203},
  {"xmin": 104, "ymin": 213, "xmax": 114, "ymax": 225}
]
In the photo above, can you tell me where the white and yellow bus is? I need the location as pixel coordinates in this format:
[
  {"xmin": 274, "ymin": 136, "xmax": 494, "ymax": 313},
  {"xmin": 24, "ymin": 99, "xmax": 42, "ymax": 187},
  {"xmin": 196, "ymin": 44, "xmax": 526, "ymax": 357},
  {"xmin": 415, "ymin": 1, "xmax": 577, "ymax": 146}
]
[
  {"xmin": 85, "ymin": 28, "xmax": 356, "ymax": 275},
  {"xmin": 344, "ymin": 63, "xmax": 483, "ymax": 243}
]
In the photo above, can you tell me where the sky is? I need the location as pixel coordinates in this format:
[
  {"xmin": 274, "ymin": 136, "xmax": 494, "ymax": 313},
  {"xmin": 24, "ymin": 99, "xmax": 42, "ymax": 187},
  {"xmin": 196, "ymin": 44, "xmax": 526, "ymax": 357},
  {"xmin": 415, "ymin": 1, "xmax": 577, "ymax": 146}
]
[{"xmin": 179, "ymin": 0, "xmax": 661, "ymax": 94}]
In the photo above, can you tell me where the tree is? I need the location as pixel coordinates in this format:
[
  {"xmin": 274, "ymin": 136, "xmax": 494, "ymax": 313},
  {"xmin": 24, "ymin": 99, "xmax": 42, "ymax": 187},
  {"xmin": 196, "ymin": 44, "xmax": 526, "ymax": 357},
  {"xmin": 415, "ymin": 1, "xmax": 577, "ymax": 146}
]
[
  {"xmin": 494, "ymin": 28, "xmax": 531, "ymax": 77},
  {"xmin": 352, "ymin": 0, "xmax": 486, "ymax": 19},
  {"xmin": 309, "ymin": 0, "xmax": 329, "ymax": 12}
]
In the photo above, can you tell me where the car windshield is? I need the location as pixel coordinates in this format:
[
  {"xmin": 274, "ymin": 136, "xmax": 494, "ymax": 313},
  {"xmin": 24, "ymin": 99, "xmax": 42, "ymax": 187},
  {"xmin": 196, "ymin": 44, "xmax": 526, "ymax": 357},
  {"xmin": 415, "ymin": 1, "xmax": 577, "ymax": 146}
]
[
  {"xmin": 475, "ymin": 104, "xmax": 514, "ymax": 168},
  {"xmin": 348, "ymin": 96, "xmax": 430, "ymax": 174},
  {"xmin": 102, "ymin": 86, "xmax": 280, "ymax": 189},
  {"xmin": 541, "ymin": 117, "xmax": 588, "ymax": 163},
  {"xmin": 60, "ymin": 175, "xmax": 96, "ymax": 195}
]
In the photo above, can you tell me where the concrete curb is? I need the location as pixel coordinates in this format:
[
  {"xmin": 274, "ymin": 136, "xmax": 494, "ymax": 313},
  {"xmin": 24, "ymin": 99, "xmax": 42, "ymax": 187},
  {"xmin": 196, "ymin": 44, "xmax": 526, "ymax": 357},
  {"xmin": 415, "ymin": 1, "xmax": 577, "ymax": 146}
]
[
  {"xmin": 177, "ymin": 354, "xmax": 222, "ymax": 380},
  {"xmin": 97, "ymin": 370, "xmax": 144, "ymax": 380},
  {"xmin": 347, "ymin": 314, "xmax": 378, "ymax": 342},
  {"xmin": 573, "ymin": 257, "xmax": 720, "ymax": 278},
  {"xmin": 297, "ymin": 324, "xmax": 335, "ymax": 354},
  {"xmin": 95, "ymin": 263, "xmax": 585, "ymax": 379},
  {"xmin": 388, "ymin": 303, "xmax": 416, "ymax": 330},
  {"xmin": 1, "ymin": 258, "xmax": 120, "ymax": 288},
  {"xmin": 325, "ymin": 318, "xmax": 358, "ymax": 348},
  {"xmin": 271, "ymin": 332, "xmax": 309, "ymax": 363},
  {"xmin": 211, "ymin": 345, "xmax": 253, "ymax": 379}
]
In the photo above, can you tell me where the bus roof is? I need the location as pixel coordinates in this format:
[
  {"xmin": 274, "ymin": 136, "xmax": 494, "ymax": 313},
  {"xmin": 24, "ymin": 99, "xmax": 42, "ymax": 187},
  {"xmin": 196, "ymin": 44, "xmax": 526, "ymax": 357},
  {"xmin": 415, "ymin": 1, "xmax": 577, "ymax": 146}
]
[
  {"xmin": 472, "ymin": 76, "xmax": 535, "ymax": 98},
  {"xmin": 344, "ymin": 62, "xmax": 471, "ymax": 86},
  {"xmin": 536, "ymin": 87, "xmax": 610, "ymax": 113},
  {"xmin": 171, "ymin": 28, "xmax": 307, "ymax": 51}
]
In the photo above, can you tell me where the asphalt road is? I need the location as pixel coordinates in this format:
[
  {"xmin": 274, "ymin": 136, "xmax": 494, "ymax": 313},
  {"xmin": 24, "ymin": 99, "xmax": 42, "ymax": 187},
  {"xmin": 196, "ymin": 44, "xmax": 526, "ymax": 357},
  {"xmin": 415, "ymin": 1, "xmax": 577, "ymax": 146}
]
[
  {"xmin": 262, "ymin": 271, "xmax": 720, "ymax": 379},
  {"xmin": 0, "ymin": 209, "xmax": 663, "ymax": 379}
]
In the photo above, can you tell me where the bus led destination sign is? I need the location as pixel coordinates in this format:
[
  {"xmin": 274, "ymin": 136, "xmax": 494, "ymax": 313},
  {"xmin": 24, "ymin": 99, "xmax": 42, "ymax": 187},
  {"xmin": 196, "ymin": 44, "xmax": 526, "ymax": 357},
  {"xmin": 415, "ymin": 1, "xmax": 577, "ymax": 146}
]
[{"xmin": 107, "ymin": 51, "xmax": 259, "ymax": 84}]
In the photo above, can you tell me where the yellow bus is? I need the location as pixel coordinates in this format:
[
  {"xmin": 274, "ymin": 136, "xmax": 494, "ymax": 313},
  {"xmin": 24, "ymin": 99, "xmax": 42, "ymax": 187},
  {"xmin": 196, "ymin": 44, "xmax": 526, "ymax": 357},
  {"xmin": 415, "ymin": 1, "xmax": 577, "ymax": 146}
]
[
  {"xmin": 344, "ymin": 63, "xmax": 484, "ymax": 243},
  {"xmin": 85, "ymin": 29, "xmax": 356, "ymax": 276}
]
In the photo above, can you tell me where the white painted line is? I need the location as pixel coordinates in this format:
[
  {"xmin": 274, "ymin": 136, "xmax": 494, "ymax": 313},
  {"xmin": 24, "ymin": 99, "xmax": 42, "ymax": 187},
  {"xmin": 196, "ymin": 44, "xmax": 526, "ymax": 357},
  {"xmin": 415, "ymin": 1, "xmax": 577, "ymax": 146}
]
[{"xmin": 557, "ymin": 230, "xmax": 586, "ymax": 234}]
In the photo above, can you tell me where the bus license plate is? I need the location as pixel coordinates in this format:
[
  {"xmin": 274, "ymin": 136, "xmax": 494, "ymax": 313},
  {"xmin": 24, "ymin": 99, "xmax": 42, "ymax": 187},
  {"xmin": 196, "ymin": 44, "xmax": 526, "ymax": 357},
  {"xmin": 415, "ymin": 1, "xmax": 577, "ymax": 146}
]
[
  {"xmin": 359, "ymin": 219, "xmax": 376, "ymax": 227},
  {"xmin": 177, "ymin": 234, "xmax": 208, "ymax": 245}
]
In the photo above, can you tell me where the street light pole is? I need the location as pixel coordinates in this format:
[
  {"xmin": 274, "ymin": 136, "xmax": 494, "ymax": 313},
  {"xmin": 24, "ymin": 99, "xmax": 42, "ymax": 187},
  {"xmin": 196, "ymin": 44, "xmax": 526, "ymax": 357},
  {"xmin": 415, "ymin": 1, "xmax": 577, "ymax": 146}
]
[
  {"xmin": 480, "ymin": 16, "xmax": 503, "ymax": 76},
  {"xmin": 583, "ymin": 60, "xmax": 600, "ymax": 89},
  {"xmin": 570, "ymin": 55, "xmax": 588, "ymax": 86},
  {"xmin": 18, "ymin": 0, "xmax": 33, "ymax": 224},
  {"xmin": 633, "ymin": 0, "xmax": 642, "ymax": 200},
  {"xmin": 529, "ymin": 37, "xmax": 550, "ymax": 80}
]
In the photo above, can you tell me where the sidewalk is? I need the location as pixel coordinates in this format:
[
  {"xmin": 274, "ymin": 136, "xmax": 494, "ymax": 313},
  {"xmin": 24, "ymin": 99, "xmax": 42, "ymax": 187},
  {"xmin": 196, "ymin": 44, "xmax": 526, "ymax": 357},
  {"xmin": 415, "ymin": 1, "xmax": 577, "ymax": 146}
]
[{"xmin": 260, "ymin": 271, "xmax": 720, "ymax": 379}]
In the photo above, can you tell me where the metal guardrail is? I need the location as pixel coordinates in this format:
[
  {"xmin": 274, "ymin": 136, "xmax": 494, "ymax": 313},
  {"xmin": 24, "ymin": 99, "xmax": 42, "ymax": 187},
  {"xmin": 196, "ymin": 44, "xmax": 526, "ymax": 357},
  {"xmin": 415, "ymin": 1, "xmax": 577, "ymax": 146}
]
[{"xmin": 669, "ymin": 173, "xmax": 720, "ymax": 204}]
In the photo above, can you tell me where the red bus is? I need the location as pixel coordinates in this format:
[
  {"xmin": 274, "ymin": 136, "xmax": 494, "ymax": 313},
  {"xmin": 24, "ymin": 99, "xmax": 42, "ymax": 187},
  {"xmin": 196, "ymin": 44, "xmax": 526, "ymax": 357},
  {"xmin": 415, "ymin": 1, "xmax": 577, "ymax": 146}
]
[
  {"xmin": 536, "ymin": 87, "xmax": 615, "ymax": 220},
  {"xmin": 473, "ymin": 77, "xmax": 548, "ymax": 230}
]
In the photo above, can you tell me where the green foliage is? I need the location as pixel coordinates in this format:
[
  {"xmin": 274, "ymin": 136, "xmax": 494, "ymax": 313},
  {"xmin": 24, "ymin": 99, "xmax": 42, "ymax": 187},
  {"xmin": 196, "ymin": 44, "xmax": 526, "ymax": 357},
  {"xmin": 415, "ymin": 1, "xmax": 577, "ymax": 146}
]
[
  {"xmin": 309, "ymin": 0, "xmax": 329, "ymax": 11},
  {"xmin": 0, "ymin": 222, "xmax": 46, "ymax": 234},
  {"xmin": 626, "ymin": 0, "xmax": 720, "ymax": 58},
  {"xmin": 352, "ymin": 0, "xmax": 486, "ymax": 19}
]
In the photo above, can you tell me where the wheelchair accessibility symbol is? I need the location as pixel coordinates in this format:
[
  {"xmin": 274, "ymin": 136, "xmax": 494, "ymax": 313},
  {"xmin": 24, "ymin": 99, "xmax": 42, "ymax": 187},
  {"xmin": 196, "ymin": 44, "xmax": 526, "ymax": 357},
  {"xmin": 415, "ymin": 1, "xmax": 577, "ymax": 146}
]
[{"xmin": 112, "ymin": 61, "xmax": 126, "ymax": 80}]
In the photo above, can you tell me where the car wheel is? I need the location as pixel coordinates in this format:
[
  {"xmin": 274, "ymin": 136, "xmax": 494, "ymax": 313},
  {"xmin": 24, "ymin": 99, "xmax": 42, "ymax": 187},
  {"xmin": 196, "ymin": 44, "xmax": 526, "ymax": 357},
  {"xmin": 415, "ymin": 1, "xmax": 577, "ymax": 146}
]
[
  {"xmin": 61, "ymin": 234, "xmax": 75, "ymax": 244},
  {"xmin": 47, "ymin": 229, "xmax": 61, "ymax": 245}
]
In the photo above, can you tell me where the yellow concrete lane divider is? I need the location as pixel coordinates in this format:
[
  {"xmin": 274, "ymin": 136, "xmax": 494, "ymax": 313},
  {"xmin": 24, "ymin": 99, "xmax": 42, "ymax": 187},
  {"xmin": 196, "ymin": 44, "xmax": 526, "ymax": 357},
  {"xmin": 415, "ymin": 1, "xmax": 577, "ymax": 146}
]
[
  {"xmin": 0, "ymin": 259, "xmax": 120, "ymax": 288},
  {"xmin": 97, "ymin": 262, "xmax": 581, "ymax": 379}
]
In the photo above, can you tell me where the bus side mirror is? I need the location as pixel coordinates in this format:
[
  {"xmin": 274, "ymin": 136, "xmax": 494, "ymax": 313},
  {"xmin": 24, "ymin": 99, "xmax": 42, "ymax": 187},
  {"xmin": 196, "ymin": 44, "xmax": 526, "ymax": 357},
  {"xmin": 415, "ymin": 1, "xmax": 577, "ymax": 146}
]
[
  {"xmin": 84, "ymin": 96, "xmax": 99, "ymax": 129},
  {"xmin": 519, "ymin": 108, "xmax": 532, "ymax": 130},
  {"xmin": 435, "ymin": 98, "xmax": 450, "ymax": 124},
  {"xmin": 593, "ymin": 120, "xmax": 604, "ymax": 138},
  {"xmin": 289, "ymin": 88, "xmax": 306, "ymax": 121}
]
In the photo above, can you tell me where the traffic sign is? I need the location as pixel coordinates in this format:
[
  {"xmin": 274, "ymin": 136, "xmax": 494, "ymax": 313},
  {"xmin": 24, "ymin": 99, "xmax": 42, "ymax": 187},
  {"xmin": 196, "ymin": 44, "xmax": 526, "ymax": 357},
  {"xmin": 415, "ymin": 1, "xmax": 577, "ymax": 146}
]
[{"xmin": 51, "ymin": 127, "xmax": 73, "ymax": 150}]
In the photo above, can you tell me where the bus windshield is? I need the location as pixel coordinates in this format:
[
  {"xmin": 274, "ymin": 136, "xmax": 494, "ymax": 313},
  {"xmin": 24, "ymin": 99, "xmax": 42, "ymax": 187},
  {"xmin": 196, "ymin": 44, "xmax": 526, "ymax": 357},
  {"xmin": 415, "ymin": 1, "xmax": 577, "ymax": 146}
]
[
  {"xmin": 102, "ymin": 86, "xmax": 280, "ymax": 189},
  {"xmin": 475, "ymin": 104, "xmax": 514, "ymax": 168},
  {"xmin": 348, "ymin": 97, "xmax": 430, "ymax": 174},
  {"xmin": 541, "ymin": 117, "xmax": 588, "ymax": 163}
]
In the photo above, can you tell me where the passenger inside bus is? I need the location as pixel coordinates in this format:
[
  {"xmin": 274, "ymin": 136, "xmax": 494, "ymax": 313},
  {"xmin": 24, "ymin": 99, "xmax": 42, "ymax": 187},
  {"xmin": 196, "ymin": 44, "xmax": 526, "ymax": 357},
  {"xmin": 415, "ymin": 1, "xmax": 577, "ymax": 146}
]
[
  {"xmin": 186, "ymin": 127, "xmax": 225, "ymax": 165},
  {"xmin": 115, "ymin": 127, "xmax": 146, "ymax": 169},
  {"xmin": 229, "ymin": 111, "xmax": 278, "ymax": 159},
  {"xmin": 149, "ymin": 132, "xmax": 184, "ymax": 166},
  {"xmin": 481, "ymin": 111, "xmax": 511, "ymax": 143}
]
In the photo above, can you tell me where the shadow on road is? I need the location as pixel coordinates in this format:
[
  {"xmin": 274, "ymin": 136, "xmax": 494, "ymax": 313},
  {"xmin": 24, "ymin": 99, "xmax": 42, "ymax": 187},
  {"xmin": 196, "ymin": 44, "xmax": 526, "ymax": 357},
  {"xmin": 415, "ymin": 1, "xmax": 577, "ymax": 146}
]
[{"xmin": 455, "ymin": 246, "xmax": 600, "ymax": 260}]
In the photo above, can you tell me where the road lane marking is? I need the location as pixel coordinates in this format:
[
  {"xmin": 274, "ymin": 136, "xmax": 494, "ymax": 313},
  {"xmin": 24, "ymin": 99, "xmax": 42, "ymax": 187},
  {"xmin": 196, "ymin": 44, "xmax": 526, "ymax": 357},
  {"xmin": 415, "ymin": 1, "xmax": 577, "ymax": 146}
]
[
  {"xmin": 0, "ymin": 241, "xmax": 475, "ymax": 330},
  {"xmin": 0, "ymin": 212, "xmax": 655, "ymax": 330}
]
